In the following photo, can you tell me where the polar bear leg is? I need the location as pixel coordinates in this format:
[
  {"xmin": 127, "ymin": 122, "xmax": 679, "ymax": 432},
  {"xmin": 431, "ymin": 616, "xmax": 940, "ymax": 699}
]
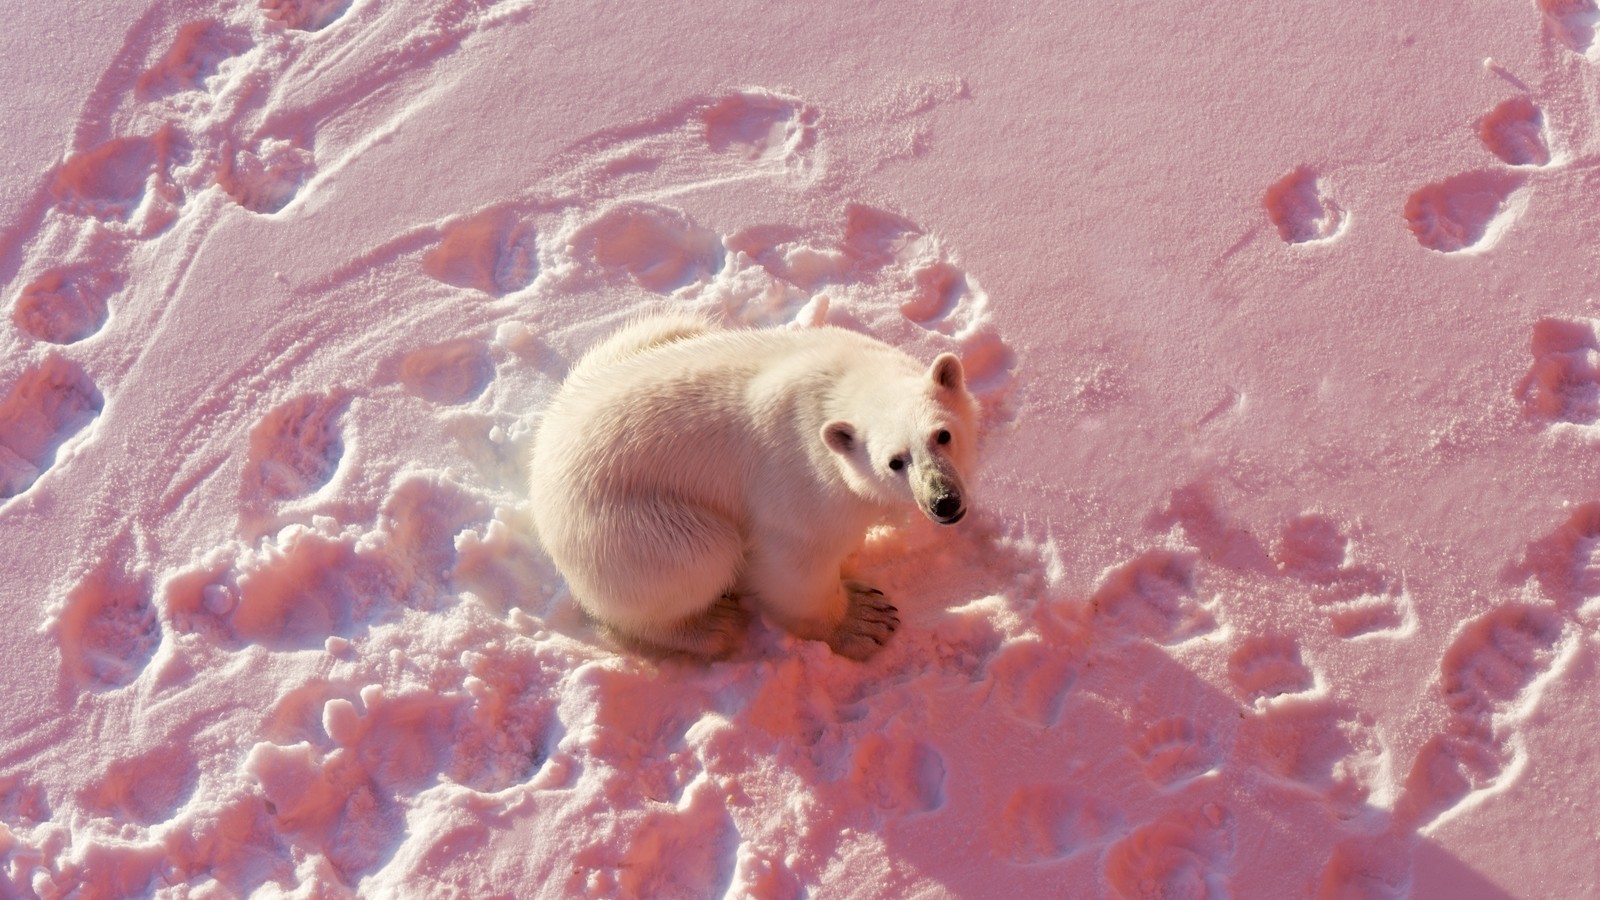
[
  {"xmin": 612, "ymin": 591, "xmax": 750, "ymax": 659},
  {"xmin": 566, "ymin": 499, "xmax": 747, "ymax": 657},
  {"xmin": 743, "ymin": 544, "xmax": 900, "ymax": 660}
]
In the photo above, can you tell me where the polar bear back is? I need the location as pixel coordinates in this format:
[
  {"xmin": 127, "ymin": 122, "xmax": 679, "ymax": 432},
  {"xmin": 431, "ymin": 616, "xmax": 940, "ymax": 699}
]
[{"xmin": 530, "ymin": 324, "xmax": 922, "ymax": 528}]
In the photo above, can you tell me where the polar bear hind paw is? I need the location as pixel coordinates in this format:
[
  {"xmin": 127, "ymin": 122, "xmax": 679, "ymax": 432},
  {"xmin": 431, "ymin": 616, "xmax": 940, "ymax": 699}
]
[
  {"xmin": 827, "ymin": 582, "xmax": 900, "ymax": 661},
  {"xmin": 617, "ymin": 592, "xmax": 750, "ymax": 660}
]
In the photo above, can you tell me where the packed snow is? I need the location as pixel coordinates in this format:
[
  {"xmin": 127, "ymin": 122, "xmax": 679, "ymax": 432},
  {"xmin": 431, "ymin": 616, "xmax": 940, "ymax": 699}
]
[{"xmin": 3, "ymin": 0, "xmax": 1599, "ymax": 896}]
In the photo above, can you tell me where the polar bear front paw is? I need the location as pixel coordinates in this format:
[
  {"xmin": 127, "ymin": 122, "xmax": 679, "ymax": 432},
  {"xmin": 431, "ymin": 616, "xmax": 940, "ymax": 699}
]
[{"xmin": 828, "ymin": 582, "xmax": 900, "ymax": 661}]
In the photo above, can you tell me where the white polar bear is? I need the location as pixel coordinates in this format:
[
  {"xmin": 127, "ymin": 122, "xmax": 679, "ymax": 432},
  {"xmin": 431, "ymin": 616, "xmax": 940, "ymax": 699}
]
[{"xmin": 528, "ymin": 314, "xmax": 980, "ymax": 660}]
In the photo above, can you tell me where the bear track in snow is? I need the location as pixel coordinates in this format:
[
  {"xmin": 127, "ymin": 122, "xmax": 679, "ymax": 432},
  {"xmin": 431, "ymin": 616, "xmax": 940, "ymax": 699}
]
[
  {"xmin": 1395, "ymin": 603, "xmax": 1565, "ymax": 829},
  {"xmin": 12, "ymin": 266, "xmax": 120, "ymax": 345},
  {"xmin": 1519, "ymin": 317, "xmax": 1600, "ymax": 427},
  {"xmin": 1228, "ymin": 635, "xmax": 1313, "ymax": 703},
  {"xmin": 995, "ymin": 783, "xmax": 1120, "ymax": 863},
  {"xmin": 395, "ymin": 339, "xmax": 494, "ymax": 405},
  {"xmin": 0, "ymin": 356, "xmax": 103, "ymax": 500},
  {"xmin": 423, "ymin": 208, "xmax": 538, "ymax": 296},
  {"xmin": 1479, "ymin": 97, "xmax": 1552, "ymax": 167},
  {"xmin": 1264, "ymin": 167, "xmax": 1345, "ymax": 244},
  {"xmin": 1136, "ymin": 717, "xmax": 1219, "ymax": 788},
  {"xmin": 80, "ymin": 747, "xmax": 198, "ymax": 825},
  {"xmin": 242, "ymin": 392, "xmax": 347, "ymax": 504},
  {"xmin": 1275, "ymin": 513, "xmax": 1413, "ymax": 640},
  {"xmin": 1091, "ymin": 550, "xmax": 1216, "ymax": 645},
  {"xmin": 1403, "ymin": 170, "xmax": 1526, "ymax": 253},
  {"xmin": 1103, "ymin": 805, "xmax": 1233, "ymax": 899},
  {"xmin": 1538, "ymin": 0, "xmax": 1600, "ymax": 57},
  {"xmin": 55, "ymin": 554, "xmax": 161, "ymax": 691},
  {"xmin": 260, "ymin": 0, "xmax": 350, "ymax": 32}
]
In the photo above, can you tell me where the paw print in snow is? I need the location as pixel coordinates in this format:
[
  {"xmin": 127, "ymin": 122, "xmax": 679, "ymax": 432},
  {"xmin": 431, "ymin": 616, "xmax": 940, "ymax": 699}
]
[{"xmin": 1519, "ymin": 317, "xmax": 1600, "ymax": 426}]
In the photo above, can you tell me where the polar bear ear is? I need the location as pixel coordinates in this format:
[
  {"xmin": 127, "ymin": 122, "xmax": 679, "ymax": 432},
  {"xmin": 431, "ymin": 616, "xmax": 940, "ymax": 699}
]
[
  {"xmin": 930, "ymin": 353, "xmax": 965, "ymax": 393},
  {"xmin": 821, "ymin": 421, "xmax": 857, "ymax": 455}
]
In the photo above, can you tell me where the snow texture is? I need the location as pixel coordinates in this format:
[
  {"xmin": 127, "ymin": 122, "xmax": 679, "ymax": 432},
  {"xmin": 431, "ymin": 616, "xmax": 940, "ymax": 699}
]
[{"xmin": 1, "ymin": 0, "xmax": 1597, "ymax": 897}]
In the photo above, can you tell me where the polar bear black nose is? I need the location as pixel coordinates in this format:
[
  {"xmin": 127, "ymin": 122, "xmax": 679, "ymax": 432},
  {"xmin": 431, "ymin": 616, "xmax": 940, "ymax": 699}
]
[{"xmin": 932, "ymin": 495, "xmax": 962, "ymax": 521}]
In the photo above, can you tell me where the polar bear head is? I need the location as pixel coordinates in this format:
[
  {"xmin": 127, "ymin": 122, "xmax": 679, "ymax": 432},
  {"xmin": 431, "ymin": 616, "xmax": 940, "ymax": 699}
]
[{"xmin": 821, "ymin": 352, "xmax": 980, "ymax": 524}]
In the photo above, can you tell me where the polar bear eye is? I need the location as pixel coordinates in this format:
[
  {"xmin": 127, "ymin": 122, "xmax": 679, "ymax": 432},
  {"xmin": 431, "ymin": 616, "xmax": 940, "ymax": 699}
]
[
  {"xmin": 936, "ymin": 429, "xmax": 951, "ymax": 445},
  {"xmin": 888, "ymin": 456, "xmax": 907, "ymax": 472}
]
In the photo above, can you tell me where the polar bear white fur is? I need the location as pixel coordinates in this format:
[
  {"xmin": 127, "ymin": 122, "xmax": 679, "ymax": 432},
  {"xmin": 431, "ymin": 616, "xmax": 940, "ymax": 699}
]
[{"xmin": 528, "ymin": 314, "xmax": 980, "ymax": 660}]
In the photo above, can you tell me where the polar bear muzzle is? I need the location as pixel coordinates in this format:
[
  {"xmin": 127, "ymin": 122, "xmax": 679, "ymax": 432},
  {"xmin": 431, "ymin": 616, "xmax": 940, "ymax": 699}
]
[{"xmin": 916, "ymin": 465, "xmax": 967, "ymax": 525}]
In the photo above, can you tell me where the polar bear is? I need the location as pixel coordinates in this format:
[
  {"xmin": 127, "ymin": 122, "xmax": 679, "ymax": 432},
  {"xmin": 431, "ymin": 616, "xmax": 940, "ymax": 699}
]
[{"xmin": 528, "ymin": 314, "xmax": 980, "ymax": 660}]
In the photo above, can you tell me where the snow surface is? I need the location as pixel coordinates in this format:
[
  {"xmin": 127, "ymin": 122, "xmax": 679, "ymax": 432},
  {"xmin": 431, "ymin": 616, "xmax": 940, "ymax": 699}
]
[{"xmin": 3, "ymin": 0, "xmax": 1600, "ymax": 896}]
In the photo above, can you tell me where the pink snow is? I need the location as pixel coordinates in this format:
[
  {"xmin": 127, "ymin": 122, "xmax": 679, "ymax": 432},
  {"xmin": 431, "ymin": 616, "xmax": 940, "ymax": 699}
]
[{"xmin": 1, "ymin": 0, "xmax": 1595, "ymax": 897}]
